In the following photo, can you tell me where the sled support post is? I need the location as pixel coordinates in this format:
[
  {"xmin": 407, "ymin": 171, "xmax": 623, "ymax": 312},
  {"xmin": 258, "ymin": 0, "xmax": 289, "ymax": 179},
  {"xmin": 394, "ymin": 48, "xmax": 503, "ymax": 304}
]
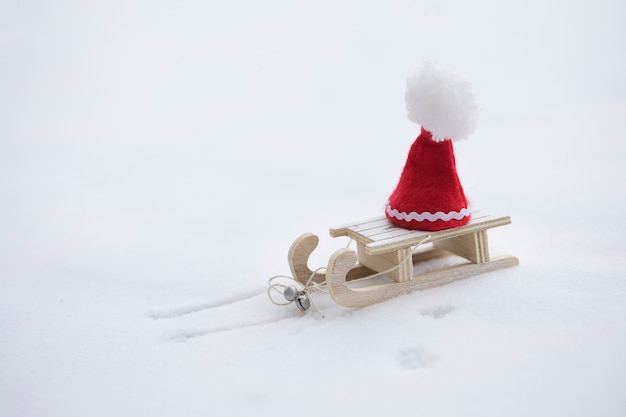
[
  {"xmin": 434, "ymin": 229, "xmax": 490, "ymax": 264},
  {"xmin": 356, "ymin": 242, "xmax": 412, "ymax": 282}
]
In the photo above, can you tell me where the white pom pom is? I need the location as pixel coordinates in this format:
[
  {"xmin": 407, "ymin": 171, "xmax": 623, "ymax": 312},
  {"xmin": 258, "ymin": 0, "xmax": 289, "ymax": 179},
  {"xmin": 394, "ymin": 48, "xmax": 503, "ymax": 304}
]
[{"xmin": 405, "ymin": 62, "xmax": 480, "ymax": 142}]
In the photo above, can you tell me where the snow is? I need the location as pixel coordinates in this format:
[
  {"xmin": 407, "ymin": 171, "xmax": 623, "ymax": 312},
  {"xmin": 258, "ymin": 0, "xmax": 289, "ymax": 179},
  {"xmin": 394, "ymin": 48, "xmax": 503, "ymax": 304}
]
[{"xmin": 1, "ymin": 0, "xmax": 626, "ymax": 416}]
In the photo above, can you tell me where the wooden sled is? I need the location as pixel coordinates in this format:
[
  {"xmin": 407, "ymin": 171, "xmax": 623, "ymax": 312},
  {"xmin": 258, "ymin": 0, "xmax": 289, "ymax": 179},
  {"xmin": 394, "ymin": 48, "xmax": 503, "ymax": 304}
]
[{"xmin": 288, "ymin": 212, "xmax": 519, "ymax": 308}]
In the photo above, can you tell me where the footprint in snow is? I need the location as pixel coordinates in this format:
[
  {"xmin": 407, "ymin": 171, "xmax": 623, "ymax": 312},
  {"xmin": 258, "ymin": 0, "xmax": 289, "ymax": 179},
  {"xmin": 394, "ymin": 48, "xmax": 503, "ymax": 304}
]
[
  {"xmin": 419, "ymin": 305, "xmax": 454, "ymax": 319},
  {"xmin": 396, "ymin": 347, "xmax": 435, "ymax": 371}
]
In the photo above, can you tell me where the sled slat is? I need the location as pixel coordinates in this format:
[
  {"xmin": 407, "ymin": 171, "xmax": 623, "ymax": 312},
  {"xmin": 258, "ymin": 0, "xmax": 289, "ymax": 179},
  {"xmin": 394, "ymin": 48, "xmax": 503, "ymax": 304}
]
[
  {"xmin": 362, "ymin": 225, "xmax": 426, "ymax": 241},
  {"xmin": 331, "ymin": 213, "xmax": 509, "ymax": 254},
  {"xmin": 331, "ymin": 212, "xmax": 491, "ymax": 239},
  {"xmin": 366, "ymin": 212, "xmax": 497, "ymax": 245},
  {"xmin": 330, "ymin": 217, "xmax": 390, "ymax": 238},
  {"xmin": 366, "ymin": 215, "xmax": 510, "ymax": 255}
]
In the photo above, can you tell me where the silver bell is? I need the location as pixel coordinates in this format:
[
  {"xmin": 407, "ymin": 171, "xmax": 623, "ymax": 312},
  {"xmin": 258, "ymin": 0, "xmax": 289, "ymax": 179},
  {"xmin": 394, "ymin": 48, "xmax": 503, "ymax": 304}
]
[
  {"xmin": 283, "ymin": 285, "xmax": 298, "ymax": 302},
  {"xmin": 295, "ymin": 292, "xmax": 311, "ymax": 311}
]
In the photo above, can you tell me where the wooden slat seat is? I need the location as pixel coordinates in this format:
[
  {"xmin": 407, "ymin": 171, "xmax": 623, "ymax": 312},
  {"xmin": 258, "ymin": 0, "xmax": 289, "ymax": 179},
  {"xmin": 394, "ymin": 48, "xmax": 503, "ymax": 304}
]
[{"xmin": 329, "ymin": 212, "xmax": 511, "ymax": 283}]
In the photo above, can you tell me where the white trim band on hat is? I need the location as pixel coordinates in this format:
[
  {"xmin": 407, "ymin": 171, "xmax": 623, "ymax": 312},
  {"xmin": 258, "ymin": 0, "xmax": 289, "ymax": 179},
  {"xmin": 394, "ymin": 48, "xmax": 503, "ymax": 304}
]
[{"xmin": 386, "ymin": 204, "xmax": 470, "ymax": 223}]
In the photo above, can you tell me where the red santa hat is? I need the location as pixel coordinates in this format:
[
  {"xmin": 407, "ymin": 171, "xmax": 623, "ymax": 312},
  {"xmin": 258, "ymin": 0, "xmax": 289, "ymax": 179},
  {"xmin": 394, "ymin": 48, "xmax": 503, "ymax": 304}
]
[{"xmin": 385, "ymin": 62, "xmax": 480, "ymax": 231}]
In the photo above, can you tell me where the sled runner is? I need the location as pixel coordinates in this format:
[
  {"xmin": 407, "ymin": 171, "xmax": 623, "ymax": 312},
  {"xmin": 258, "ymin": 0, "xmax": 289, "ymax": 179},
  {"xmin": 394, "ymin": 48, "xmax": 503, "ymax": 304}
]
[{"xmin": 287, "ymin": 212, "xmax": 519, "ymax": 308}]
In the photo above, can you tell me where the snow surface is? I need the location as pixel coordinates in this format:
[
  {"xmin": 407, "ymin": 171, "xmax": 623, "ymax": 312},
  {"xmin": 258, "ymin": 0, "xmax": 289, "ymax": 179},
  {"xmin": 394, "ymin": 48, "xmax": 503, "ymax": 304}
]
[{"xmin": 1, "ymin": 1, "xmax": 625, "ymax": 416}]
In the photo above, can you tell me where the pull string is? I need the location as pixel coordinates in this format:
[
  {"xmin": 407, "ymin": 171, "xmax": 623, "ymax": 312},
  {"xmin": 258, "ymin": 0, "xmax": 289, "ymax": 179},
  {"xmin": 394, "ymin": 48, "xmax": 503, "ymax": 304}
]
[
  {"xmin": 267, "ymin": 237, "xmax": 355, "ymax": 316},
  {"xmin": 268, "ymin": 266, "xmax": 327, "ymax": 318},
  {"xmin": 267, "ymin": 237, "xmax": 431, "ymax": 317}
]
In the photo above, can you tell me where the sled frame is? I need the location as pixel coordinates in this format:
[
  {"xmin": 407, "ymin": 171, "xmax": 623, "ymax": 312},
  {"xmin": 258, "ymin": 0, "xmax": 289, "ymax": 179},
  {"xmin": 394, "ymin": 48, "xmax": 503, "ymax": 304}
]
[{"xmin": 288, "ymin": 212, "xmax": 519, "ymax": 308}]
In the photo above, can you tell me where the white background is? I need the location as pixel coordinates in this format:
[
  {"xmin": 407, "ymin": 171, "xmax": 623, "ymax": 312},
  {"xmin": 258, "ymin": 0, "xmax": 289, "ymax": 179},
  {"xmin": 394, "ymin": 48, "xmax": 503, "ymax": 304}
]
[{"xmin": 1, "ymin": 1, "xmax": 625, "ymax": 416}]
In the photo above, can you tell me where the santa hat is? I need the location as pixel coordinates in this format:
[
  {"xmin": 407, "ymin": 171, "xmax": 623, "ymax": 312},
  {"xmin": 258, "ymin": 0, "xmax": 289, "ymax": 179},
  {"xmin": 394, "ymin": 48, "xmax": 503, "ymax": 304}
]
[{"xmin": 385, "ymin": 62, "xmax": 479, "ymax": 231}]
